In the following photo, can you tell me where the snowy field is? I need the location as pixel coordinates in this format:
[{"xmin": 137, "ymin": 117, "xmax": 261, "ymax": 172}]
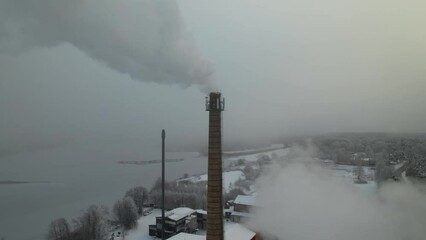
[
  {"xmin": 330, "ymin": 164, "xmax": 377, "ymax": 194},
  {"xmin": 331, "ymin": 164, "xmax": 375, "ymax": 181},
  {"xmin": 223, "ymin": 144, "xmax": 285, "ymax": 155},
  {"xmin": 125, "ymin": 208, "xmax": 161, "ymax": 240},
  {"xmin": 225, "ymin": 147, "xmax": 290, "ymax": 163}
]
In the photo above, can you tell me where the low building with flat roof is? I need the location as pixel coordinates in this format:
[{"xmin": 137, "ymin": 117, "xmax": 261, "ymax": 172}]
[
  {"xmin": 149, "ymin": 207, "xmax": 197, "ymax": 238},
  {"xmin": 168, "ymin": 223, "xmax": 257, "ymax": 240},
  {"xmin": 231, "ymin": 194, "xmax": 259, "ymax": 222}
]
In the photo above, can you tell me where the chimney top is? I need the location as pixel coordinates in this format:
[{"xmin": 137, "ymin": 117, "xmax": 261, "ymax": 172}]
[
  {"xmin": 209, "ymin": 92, "xmax": 221, "ymax": 98},
  {"xmin": 206, "ymin": 92, "xmax": 224, "ymax": 111}
]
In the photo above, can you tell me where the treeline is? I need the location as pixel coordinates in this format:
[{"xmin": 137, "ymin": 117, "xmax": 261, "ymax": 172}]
[
  {"xmin": 312, "ymin": 133, "xmax": 426, "ymax": 177},
  {"xmin": 150, "ymin": 178, "xmax": 207, "ymax": 210},
  {"xmin": 46, "ymin": 178, "xmax": 217, "ymax": 240},
  {"xmin": 47, "ymin": 205, "xmax": 109, "ymax": 240},
  {"xmin": 46, "ymin": 186, "xmax": 147, "ymax": 240},
  {"xmin": 46, "ymin": 167, "xmax": 256, "ymax": 240},
  {"xmin": 149, "ymin": 168, "xmax": 255, "ymax": 211}
]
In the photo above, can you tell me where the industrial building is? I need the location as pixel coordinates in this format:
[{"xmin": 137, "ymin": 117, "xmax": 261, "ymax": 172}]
[
  {"xmin": 229, "ymin": 195, "xmax": 259, "ymax": 223},
  {"xmin": 149, "ymin": 208, "xmax": 197, "ymax": 238},
  {"xmin": 167, "ymin": 223, "xmax": 257, "ymax": 240}
]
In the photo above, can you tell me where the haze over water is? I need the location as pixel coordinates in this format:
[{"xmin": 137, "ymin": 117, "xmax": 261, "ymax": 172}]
[
  {"xmin": 0, "ymin": 142, "xmax": 207, "ymax": 240},
  {"xmin": 1, "ymin": 1, "xmax": 426, "ymax": 239}
]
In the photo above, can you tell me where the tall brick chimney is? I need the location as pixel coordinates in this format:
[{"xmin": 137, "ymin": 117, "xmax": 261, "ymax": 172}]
[{"xmin": 205, "ymin": 92, "xmax": 225, "ymax": 240}]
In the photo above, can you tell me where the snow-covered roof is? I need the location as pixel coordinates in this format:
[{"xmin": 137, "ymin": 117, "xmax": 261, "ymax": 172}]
[
  {"xmin": 168, "ymin": 224, "xmax": 255, "ymax": 240},
  {"xmin": 234, "ymin": 195, "xmax": 257, "ymax": 206},
  {"xmin": 195, "ymin": 209, "xmax": 207, "ymax": 215},
  {"xmin": 168, "ymin": 233, "xmax": 205, "ymax": 240},
  {"xmin": 230, "ymin": 211, "xmax": 252, "ymax": 218},
  {"xmin": 225, "ymin": 223, "xmax": 256, "ymax": 239},
  {"xmin": 160, "ymin": 207, "xmax": 195, "ymax": 221}
]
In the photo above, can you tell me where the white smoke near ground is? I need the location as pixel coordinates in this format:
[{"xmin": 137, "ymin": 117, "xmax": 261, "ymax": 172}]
[
  {"xmin": 0, "ymin": 0, "xmax": 214, "ymax": 91},
  {"xmin": 249, "ymin": 145, "xmax": 426, "ymax": 240}
]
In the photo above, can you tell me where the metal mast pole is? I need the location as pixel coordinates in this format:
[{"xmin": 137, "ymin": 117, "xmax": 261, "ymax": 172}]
[{"xmin": 161, "ymin": 129, "xmax": 166, "ymax": 240}]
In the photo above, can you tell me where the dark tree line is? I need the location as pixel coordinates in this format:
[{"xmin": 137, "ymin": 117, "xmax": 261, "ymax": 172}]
[
  {"xmin": 124, "ymin": 186, "xmax": 148, "ymax": 215},
  {"xmin": 47, "ymin": 218, "xmax": 70, "ymax": 240},
  {"xmin": 113, "ymin": 197, "xmax": 138, "ymax": 230},
  {"xmin": 313, "ymin": 133, "xmax": 426, "ymax": 178},
  {"xmin": 47, "ymin": 186, "xmax": 148, "ymax": 240},
  {"xmin": 150, "ymin": 178, "xmax": 207, "ymax": 210},
  {"xmin": 47, "ymin": 205, "xmax": 109, "ymax": 240}
]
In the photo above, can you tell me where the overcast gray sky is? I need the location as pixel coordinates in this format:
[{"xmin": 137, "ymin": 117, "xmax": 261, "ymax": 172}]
[{"xmin": 1, "ymin": 0, "xmax": 426, "ymax": 154}]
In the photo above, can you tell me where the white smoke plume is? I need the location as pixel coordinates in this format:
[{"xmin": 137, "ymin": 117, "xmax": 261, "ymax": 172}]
[
  {"xmin": 249, "ymin": 145, "xmax": 426, "ymax": 240},
  {"xmin": 0, "ymin": 0, "xmax": 214, "ymax": 91}
]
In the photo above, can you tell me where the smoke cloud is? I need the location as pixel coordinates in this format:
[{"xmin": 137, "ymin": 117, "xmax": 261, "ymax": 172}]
[
  {"xmin": 249, "ymin": 145, "xmax": 426, "ymax": 240},
  {"xmin": 0, "ymin": 0, "xmax": 214, "ymax": 91}
]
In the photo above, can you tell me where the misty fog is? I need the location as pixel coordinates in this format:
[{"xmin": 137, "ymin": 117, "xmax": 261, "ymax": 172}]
[
  {"xmin": 250, "ymin": 145, "xmax": 426, "ymax": 240},
  {"xmin": 1, "ymin": 0, "xmax": 426, "ymax": 240},
  {"xmin": 1, "ymin": 0, "xmax": 426, "ymax": 154}
]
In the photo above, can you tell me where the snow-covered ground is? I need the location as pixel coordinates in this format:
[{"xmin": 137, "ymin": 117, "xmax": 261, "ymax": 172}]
[
  {"xmin": 223, "ymin": 144, "xmax": 284, "ymax": 155},
  {"xmin": 126, "ymin": 208, "xmax": 161, "ymax": 240},
  {"xmin": 331, "ymin": 164, "xmax": 375, "ymax": 181},
  {"xmin": 330, "ymin": 164, "xmax": 377, "ymax": 194},
  {"xmin": 177, "ymin": 170, "xmax": 245, "ymax": 193},
  {"xmin": 225, "ymin": 147, "xmax": 290, "ymax": 163}
]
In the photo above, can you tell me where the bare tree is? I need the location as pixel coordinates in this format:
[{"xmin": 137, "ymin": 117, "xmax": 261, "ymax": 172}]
[
  {"xmin": 354, "ymin": 165, "xmax": 367, "ymax": 184},
  {"xmin": 236, "ymin": 159, "xmax": 245, "ymax": 166},
  {"xmin": 150, "ymin": 178, "xmax": 207, "ymax": 210},
  {"xmin": 73, "ymin": 205, "xmax": 109, "ymax": 240},
  {"xmin": 47, "ymin": 218, "xmax": 71, "ymax": 240},
  {"xmin": 183, "ymin": 193, "xmax": 198, "ymax": 209},
  {"xmin": 375, "ymin": 153, "xmax": 394, "ymax": 184},
  {"xmin": 125, "ymin": 186, "xmax": 148, "ymax": 215},
  {"xmin": 234, "ymin": 178, "xmax": 250, "ymax": 191},
  {"xmin": 243, "ymin": 165, "xmax": 254, "ymax": 180},
  {"xmin": 113, "ymin": 197, "xmax": 138, "ymax": 230}
]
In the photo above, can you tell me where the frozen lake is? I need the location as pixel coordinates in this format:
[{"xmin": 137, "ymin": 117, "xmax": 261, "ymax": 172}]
[{"xmin": 0, "ymin": 142, "xmax": 207, "ymax": 240}]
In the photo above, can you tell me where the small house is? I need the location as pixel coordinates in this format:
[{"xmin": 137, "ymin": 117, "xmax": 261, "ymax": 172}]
[
  {"xmin": 149, "ymin": 207, "xmax": 197, "ymax": 238},
  {"xmin": 230, "ymin": 195, "xmax": 259, "ymax": 222}
]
